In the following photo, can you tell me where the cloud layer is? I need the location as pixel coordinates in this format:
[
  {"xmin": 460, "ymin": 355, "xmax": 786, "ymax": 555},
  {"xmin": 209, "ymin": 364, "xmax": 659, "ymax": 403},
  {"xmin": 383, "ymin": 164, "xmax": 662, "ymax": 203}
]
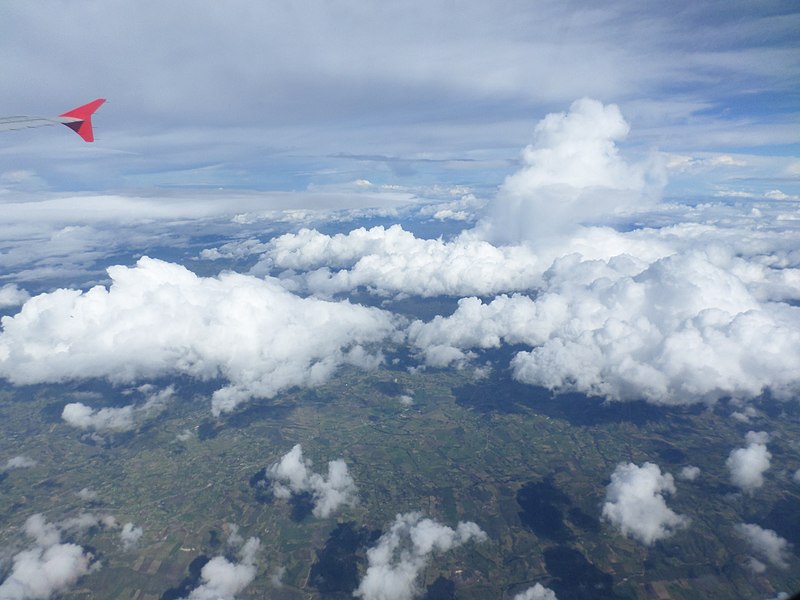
[
  {"xmin": 0, "ymin": 257, "xmax": 397, "ymax": 415},
  {"xmin": 355, "ymin": 512, "xmax": 487, "ymax": 600},
  {"xmin": 602, "ymin": 462, "xmax": 688, "ymax": 545},
  {"xmin": 2, "ymin": 2, "xmax": 797, "ymax": 194},
  {"xmin": 253, "ymin": 100, "xmax": 800, "ymax": 408},
  {"xmin": 2, "ymin": 99, "xmax": 796, "ymax": 417},
  {"xmin": 409, "ymin": 247, "xmax": 800, "ymax": 404}
]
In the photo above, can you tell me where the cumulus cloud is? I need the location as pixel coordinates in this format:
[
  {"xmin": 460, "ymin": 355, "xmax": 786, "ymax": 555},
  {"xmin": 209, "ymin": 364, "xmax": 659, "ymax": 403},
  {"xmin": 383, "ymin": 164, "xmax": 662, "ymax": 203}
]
[
  {"xmin": 266, "ymin": 444, "xmax": 358, "ymax": 518},
  {"xmin": 59, "ymin": 512, "xmax": 117, "ymax": 534},
  {"xmin": 120, "ymin": 522, "xmax": 143, "ymax": 551},
  {"xmin": 678, "ymin": 466, "xmax": 701, "ymax": 481},
  {"xmin": 181, "ymin": 536, "xmax": 260, "ymax": 600},
  {"xmin": 249, "ymin": 100, "xmax": 800, "ymax": 409},
  {"xmin": 256, "ymin": 224, "xmax": 545, "ymax": 298},
  {"xmin": 61, "ymin": 402, "xmax": 135, "ymax": 432},
  {"xmin": 735, "ymin": 523, "xmax": 791, "ymax": 569},
  {"xmin": 513, "ymin": 583, "xmax": 558, "ymax": 600},
  {"xmin": 256, "ymin": 218, "xmax": 675, "ymax": 301},
  {"xmin": 484, "ymin": 98, "xmax": 663, "ymax": 244},
  {"xmin": 76, "ymin": 488, "xmax": 98, "ymax": 501},
  {"xmin": 0, "ymin": 284, "xmax": 29, "ymax": 308},
  {"xmin": 602, "ymin": 462, "xmax": 689, "ymax": 545},
  {"xmin": 726, "ymin": 431, "xmax": 772, "ymax": 492},
  {"xmin": 354, "ymin": 512, "xmax": 487, "ymax": 600},
  {"xmin": 732, "ymin": 405, "xmax": 759, "ymax": 423},
  {"xmin": 3, "ymin": 455, "xmax": 36, "ymax": 471},
  {"xmin": 0, "ymin": 257, "xmax": 397, "ymax": 415},
  {"xmin": 0, "ymin": 514, "xmax": 95, "ymax": 600},
  {"xmin": 61, "ymin": 385, "xmax": 174, "ymax": 433},
  {"xmin": 409, "ymin": 247, "xmax": 800, "ymax": 404}
]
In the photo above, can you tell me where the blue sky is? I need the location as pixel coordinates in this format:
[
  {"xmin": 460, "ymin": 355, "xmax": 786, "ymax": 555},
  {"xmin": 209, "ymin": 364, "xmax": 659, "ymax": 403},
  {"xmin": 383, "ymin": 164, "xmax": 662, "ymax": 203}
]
[{"xmin": 0, "ymin": 0, "xmax": 797, "ymax": 198}]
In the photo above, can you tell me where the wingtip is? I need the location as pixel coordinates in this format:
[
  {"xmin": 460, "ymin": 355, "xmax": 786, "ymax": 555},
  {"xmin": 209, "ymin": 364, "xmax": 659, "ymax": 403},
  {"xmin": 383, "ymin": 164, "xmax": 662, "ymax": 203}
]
[{"xmin": 59, "ymin": 98, "xmax": 106, "ymax": 142}]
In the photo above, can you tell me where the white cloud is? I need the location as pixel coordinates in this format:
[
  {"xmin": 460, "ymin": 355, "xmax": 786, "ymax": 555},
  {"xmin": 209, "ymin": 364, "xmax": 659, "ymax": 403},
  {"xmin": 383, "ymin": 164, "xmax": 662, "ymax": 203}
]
[
  {"xmin": 513, "ymin": 583, "xmax": 558, "ymax": 600},
  {"xmin": 678, "ymin": 466, "xmax": 700, "ymax": 481},
  {"xmin": 732, "ymin": 405, "xmax": 759, "ymax": 423},
  {"xmin": 726, "ymin": 431, "xmax": 772, "ymax": 492},
  {"xmin": 61, "ymin": 385, "xmax": 174, "ymax": 433},
  {"xmin": 256, "ymin": 224, "xmax": 545, "ymax": 298},
  {"xmin": 0, "ymin": 514, "xmax": 94, "ymax": 600},
  {"xmin": 354, "ymin": 512, "xmax": 487, "ymax": 600},
  {"xmin": 249, "ymin": 101, "xmax": 800, "ymax": 409},
  {"xmin": 120, "ymin": 523, "xmax": 143, "ymax": 551},
  {"xmin": 76, "ymin": 488, "xmax": 98, "ymax": 501},
  {"xmin": 59, "ymin": 512, "xmax": 116, "ymax": 534},
  {"xmin": 269, "ymin": 566, "xmax": 286, "ymax": 587},
  {"xmin": 61, "ymin": 402, "xmax": 135, "ymax": 432},
  {"xmin": 602, "ymin": 462, "xmax": 689, "ymax": 545},
  {"xmin": 182, "ymin": 536, "xmax": 260, "ymax": 600},
  {"xmin": 3, "ymin": 456, "xmax": 36, "ymax": 471},
  {"xmin": 0, "ymin": 284, "xmax": 29, "ymax": 308},
  {"xmin": 0, "ymin": 188, "xmax": 415, "ymax": 285},
  {"xmin": 267, "ymin": 444, "xmax": 358, "ymax": 518},
  {"xmin": 764, "ymin": 189, "xmax": 797, "ymax": 201},
  {"xmin": 735, "ymin": 523, "xmax": 791, "ymax": 569},
  {"xmin": 484, "ymin": 98, "xmax": 664, "ymax": 244},
  {"xmin": 225, "ymin": 524, "xmax": 244, "ymax": 548},
  {"xmin": 410, "ymin": 247, "xmax": 800, "ymax": 404},
  {"xmin": 0, "ymin": 257, "xmax": 397, "ymax": 415}
]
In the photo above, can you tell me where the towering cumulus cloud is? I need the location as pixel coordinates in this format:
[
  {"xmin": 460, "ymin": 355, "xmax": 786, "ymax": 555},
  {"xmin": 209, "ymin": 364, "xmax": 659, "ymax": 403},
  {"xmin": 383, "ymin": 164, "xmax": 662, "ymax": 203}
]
[
  {"xmin": 265, "ymin": 444, "xmax": 358, "ymax": 518},
  {"xmin": 0, "ymin": 257, "xmax": 397, "ymax": 415},
  {"xmin": 602, "ymin": 462, "xmax": 688, "ymax": 545},
  {"xmin": 354, "ymin": 512, "xmax": 487, "ymax": 600},
  {"xmin": 252, "ymin": 99, "xmax": 800, "ymax": 408},
  {"xmin": 484, "ymin": 97, "xmax": 663, "ymax": 244}
]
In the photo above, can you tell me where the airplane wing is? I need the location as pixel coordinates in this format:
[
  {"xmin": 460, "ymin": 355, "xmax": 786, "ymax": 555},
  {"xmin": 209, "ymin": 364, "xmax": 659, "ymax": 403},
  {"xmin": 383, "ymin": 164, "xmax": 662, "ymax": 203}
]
[
  {"xmin": 0, "ymin": 99, "xmax": 105, "ymax": 142},
  {"xmin": 0, "ymin": 116, "xmax": 60, "ymax": 131}
]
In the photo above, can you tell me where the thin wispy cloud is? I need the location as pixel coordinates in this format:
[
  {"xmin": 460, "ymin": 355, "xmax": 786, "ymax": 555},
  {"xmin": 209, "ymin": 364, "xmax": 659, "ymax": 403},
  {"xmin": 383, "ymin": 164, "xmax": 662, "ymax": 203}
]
[{"xmin": 0, "ymin": 1, "xmax": 796, "ymax": 193}]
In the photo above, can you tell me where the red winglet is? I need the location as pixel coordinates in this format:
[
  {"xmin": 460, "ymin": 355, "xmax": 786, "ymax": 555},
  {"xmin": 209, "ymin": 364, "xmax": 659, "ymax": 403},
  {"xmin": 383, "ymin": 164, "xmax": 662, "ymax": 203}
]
[{"xmin": 59, "ymin": 98, "xmax": 106, "ymax": 142}]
